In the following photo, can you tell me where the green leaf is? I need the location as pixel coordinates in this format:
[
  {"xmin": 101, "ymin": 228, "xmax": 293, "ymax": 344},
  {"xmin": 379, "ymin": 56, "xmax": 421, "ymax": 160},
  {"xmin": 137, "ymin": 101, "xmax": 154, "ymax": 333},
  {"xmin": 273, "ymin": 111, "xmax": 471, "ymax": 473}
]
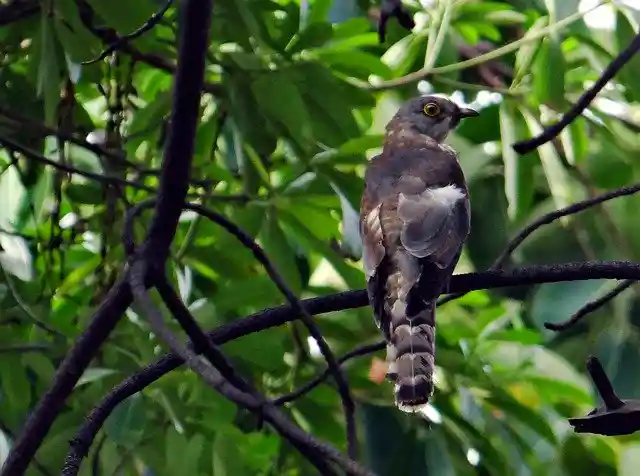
[
  {"xmin": 36, "ymin": 13, "xmax": 62, "ymax": 126},
  {"xmin": 486, "ymin": 393, "xmax": 558, "ymax": 445},
  {"xmin": 128, "ymin": 90, "xmax": 172, "ymax": 137},
  {"xmin": 532, "ymin": 38, "xmax": 566, "ymax": 106},
  {"xmin": 278, "ymin": 210, "xmax": 364, "ymax": 289},
  {"xmin": 0, "ymin": 429, "xmax": 10, "ymax": 469},
  {"xmin": 0, "ymin": 234, "xmax": 33, "ymax": 282},
  {"xmin": 499, "ymin": 102, "xmax": 534, "ymax": 221},
  {"xmin": 84, "ymin": 0, "xmax": 158, "ymax": 34},
  {"xmin": 512, "ymin": 16, "xmax": 549, "ymax": 89},
  {"xmin": 615, "ymin": 9, "xmax": 640, "ymax": 103},
  {"xmin": 620, "ymin": 443, "xmax": 640, "ymax": 476},
  {"xmin": 213, "ymin": 426, "xmax": 280, "ymax": 476},
  {"xmin": 381, "ymin": 34, "xmax": 426, "ymax": 76},
  {"xmin": 560, "ymin": 116, "xmax": 589, "ymax": 165},
  {"xmin": 485, "ymin": 328, "xmax": 542, "ymax": 345},
  {"xmin": 315, "ymin": 49, "xmax": 393, "ymax": 78},
  {"xmin": 76, "ymin": 367, "xmax": 118, "ymax": 387},
  {"xmin": 64, "ymin": 181, "xmax": 105, "ymax": 205},
  {"xmin": 259, "ymin": 210, "xmax": 303, "ymax": 294},
  {"xmin": 531, "ymin": 280, "xmax": 608, "ymax": 332},
  {"xmin": 251, "ymin": 71, "xmax": 312, "ymax": 146},
  {"xmin": 520, "ymin": 108, "xmax": 576, "ymax": 210},
  {"xmin": 104, "ymin": 393, "xmax": 146, "ymax": 449},
  {"xmin": 287, "ymin": 22, "xmax": 334, "ymax": 53}
]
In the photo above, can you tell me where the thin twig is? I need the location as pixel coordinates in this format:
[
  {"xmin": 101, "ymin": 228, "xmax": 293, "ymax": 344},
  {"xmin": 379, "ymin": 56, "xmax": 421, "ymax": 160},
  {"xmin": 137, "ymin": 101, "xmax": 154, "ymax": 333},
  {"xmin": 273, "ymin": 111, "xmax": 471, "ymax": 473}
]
[
  {"xmin": 273, "ymin": 342, "xmax": 386, "ymax": 406},
  {"xmin": 544, "ymin": 280, "xmax": 635, "ymax": 331},
  {"xmin": 0, "ymin": 344, "xmax": 52, "ymax": 354},
  {"xmin": 438, "ymin": 183, "xmax": 640, "ymax": 306},
  {"xmin": 513, "ymin": 33, "xmax": 640, "ymax": 154},
  {"xmin": 83, "ymin": 0, "xmax": 175, "ymax": 65}
]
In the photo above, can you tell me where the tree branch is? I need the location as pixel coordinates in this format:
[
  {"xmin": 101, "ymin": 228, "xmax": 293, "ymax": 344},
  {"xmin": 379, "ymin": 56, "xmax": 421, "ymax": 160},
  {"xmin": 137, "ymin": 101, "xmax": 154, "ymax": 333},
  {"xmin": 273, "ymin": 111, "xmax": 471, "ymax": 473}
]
[
  {"xmin": 70, "ymin": 259, "xmax": 640, "ymax": 468},
  {"xmin": 0, "ymin": 0, "xmax": 212, "ymax": 472},
  {"xmin": 544, "ymin": 279, "xmax": 635, "ymax": 331},
  {"xmin": 83, "ymin": 0, "xmax": 175, "ymax": 64},
  {"xmin": 513, "ymin": 33, "xmax": 640, "ymax": 154},
  {"xmin": 123, "ymin": 199, "xmax": 359, "ymax": 459}
]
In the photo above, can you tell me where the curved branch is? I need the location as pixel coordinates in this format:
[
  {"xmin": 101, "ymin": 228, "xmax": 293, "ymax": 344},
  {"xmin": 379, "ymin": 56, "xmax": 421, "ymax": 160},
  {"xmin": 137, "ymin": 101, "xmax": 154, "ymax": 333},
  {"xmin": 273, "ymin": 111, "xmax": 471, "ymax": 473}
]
[
  {"xmin": 122, "ymin": 198, "xmax": 358, "ymax": 457},
  {"xmin": 0, "ymin": 0, "xmax": 212, "ymax": 473},
  {"xmin": 545, "ymin": 279, "xmax": 635, "ymax": 331},
  {"xmin": 273, "ymin": 342, "xmax": 386, "ymax": 406},
  {"xmin": 76, "ymin": 259, "xmax": 640, "ymax": 460},
  {"xmin": 513, "ymin": 33, "xmax": 640, "ymax": 154},
  {"xmin": 438, "ymin": 182, "xmax": 640, "ymax": 306},
  {"xmin": 184, "ymin": 202, "xmax": 359, "ymax": 458},
  {"xmin": 83, "ymin": 0, "xmax": 175, "ymax": 64}
]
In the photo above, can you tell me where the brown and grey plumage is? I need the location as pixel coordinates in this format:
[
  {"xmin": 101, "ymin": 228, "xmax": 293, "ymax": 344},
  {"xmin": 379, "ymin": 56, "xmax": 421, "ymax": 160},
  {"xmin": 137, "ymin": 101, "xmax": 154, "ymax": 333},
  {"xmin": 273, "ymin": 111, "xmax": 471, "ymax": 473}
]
[{"xmin": 359, "ymin": 95, "xmax": 478, "ymax": 412}]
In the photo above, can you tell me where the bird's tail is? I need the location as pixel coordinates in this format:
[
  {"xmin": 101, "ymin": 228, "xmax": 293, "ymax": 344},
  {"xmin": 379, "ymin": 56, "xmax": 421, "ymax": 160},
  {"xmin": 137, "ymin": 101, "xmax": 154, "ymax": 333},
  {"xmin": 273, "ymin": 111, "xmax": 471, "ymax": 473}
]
[{"xmin": 385, "ymin": 299, "xmax": 436, "ymax": 412}]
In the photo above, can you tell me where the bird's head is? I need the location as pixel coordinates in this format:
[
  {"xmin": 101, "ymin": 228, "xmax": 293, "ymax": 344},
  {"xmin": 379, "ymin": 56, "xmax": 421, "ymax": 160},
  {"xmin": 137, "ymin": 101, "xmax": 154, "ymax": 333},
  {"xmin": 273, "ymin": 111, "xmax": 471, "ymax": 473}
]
[{"xmin": 388, "ymin": 95, "xmax": 479, "ymax": 142}]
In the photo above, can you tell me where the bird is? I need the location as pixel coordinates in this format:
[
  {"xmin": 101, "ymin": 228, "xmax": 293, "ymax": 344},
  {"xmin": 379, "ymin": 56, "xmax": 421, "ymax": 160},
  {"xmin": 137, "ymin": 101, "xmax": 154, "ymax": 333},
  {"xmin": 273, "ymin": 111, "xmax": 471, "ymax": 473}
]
[{"xmin": 359, "ymin": 95, "xmax": 479, "ymax": 413}]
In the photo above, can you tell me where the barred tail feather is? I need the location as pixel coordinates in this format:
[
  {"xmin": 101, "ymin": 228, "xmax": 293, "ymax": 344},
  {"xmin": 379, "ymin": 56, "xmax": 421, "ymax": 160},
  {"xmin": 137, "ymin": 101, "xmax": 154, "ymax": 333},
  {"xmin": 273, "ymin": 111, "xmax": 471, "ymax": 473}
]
[{"xmin": 387, "ymin": 301, "xmax": 436, "ymax": 412}]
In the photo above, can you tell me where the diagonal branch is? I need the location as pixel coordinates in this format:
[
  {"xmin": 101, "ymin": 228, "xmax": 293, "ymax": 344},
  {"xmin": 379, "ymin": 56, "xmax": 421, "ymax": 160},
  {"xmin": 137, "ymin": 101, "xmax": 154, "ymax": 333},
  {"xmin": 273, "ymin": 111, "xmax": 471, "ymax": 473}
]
[
  {"xmin": 513, "ymin": 33, "xmax": 640, "ymax": 154},
  {"xmin": 438, "ymin": 182, "xmax": 640, "ymax": 306},
  {"xmin": 123, "ymin": 261, "xmax": 354, "ymax": 476},
  {"xmin": 72, "ymin": 259, "xmax": 640, "ymax": 460},
  {"xmin": 0, "ymin": 0, "xmax": 212, "ymax": 473},
  {"xmin": 83, "ymin": 0, "xmax": 175, "ymax": 64},
  {"xmin": 123, "ymin": 199, "xmax": 359, "ymax": 459},
  {"xmin": 544, "ymin": 279, "xmax": 635, "ymax": 331}
]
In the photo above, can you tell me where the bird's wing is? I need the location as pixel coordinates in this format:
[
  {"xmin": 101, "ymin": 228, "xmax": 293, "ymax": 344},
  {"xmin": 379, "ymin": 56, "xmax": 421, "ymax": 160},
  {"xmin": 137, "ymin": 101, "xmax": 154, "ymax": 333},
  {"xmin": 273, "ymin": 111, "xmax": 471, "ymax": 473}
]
[
  {"xmin": 396, "ymin": 184, "xmax": 469, "ymax": 269},
  {"xmin": 360, "ymin": 147, "xmax": 470, "ymax": 329}
]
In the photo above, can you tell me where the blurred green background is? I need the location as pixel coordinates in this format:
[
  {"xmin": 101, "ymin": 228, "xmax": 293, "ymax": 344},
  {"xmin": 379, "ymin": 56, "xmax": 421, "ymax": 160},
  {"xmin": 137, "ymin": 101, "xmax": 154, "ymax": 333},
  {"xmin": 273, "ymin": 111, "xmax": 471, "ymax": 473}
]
[{"xmin": 1, "ymin": 0, "xmax": 640, "ymax": 474}]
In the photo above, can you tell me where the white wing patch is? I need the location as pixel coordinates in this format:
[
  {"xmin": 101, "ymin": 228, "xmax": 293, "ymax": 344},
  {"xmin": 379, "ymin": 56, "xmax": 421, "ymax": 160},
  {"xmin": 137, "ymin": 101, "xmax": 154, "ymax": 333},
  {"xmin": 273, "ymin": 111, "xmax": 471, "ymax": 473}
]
[{"xmin": 397, "ymin": 185, "xmax": 465, "ymax": 266}]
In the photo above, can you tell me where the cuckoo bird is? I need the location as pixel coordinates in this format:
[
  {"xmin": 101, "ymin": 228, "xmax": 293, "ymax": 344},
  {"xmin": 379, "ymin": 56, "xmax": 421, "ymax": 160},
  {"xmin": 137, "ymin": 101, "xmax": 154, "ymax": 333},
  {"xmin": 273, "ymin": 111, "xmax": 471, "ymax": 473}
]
[{"xmin": 359, "ymin": 95, "xmax": 478, "ymax": 412}]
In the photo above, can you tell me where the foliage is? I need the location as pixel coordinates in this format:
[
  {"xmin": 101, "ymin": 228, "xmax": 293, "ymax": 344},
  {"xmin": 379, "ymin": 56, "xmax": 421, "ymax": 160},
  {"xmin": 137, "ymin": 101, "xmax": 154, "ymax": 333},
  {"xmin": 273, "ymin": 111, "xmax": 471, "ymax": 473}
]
[{"xmin": 0, "ymin": 0, "xmax": 640, "ymax": 474}]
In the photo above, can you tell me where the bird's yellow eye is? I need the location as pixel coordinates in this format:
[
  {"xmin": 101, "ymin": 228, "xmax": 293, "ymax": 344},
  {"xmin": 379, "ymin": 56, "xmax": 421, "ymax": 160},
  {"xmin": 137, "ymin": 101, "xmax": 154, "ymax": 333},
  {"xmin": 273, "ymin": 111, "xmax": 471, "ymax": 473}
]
[{"xmin": 423, "ymin": 102, "xmax": 440, "ymax": 116}]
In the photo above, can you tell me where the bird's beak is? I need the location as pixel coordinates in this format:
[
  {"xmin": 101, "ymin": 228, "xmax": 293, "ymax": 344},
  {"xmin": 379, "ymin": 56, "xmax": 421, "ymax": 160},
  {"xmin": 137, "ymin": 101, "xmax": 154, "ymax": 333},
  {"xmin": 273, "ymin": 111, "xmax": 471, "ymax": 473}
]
[{"xmin": 458, "ymin": 107, "xmax": 479, "ymax": 119}]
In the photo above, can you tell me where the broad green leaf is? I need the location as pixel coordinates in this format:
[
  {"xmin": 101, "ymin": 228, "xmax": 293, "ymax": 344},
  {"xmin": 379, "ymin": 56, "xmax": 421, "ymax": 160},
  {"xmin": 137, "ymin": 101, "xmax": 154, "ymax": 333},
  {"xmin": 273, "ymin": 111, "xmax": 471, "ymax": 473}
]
[
  {"xmin": 278, "ymin": 210, "xmax": 364, "ymax": 289},
  {"xmin": 251, "ymin": 71, "xmax": 312, "ymax": 147},
  {"xmin": 485, "ymin": 328, "xmax": 542, "ymax": 345},
  {"xmin": 382, "ymin": 33, "xmax": 427, "ymax": 75},
  {"xmin": 0, "ymin": 429, "xmax": 10, "ymax": 469},
  {"xmin": 520, "ymin": 108, "xmax": 575, "ymax": 210},
  {"xmin": 532, "ymin": 38, "xmax": 566, "ymax": 107},
  {"xmin": 315, "ymin": 49, "xmax": 393, "ymax": 78},
  {"xmin": 620, "ymin": 443, "xmax": 640, "ymax": 476},
  {"xmin": 104, "ymin": 394, "xmax": 146, "ymax": 449},
  {"xmin": 76, "ymin": 367, "xmax": 118, "ymax": 387},
  {"xmin": 213, "ymin": 426, "xmax": 280, "ymax": 476},
  {"xmin": 0, "ymin": 234, "xmax": 33, "ymax": 281},
  {"xmin": 485, "ymin": 393, "xmax": 558, "ymax": 445},
  {"xmin": 85, "ymin": 0, "xmax": 158, "ymax": 34},
  {"xmin": 259, "ymin": 210, "xmax": 303, "ymax": 294},
  {"xmin": 36, "ymin": 13, "xmax": 62, "ymax": 125},
  {"xmin": 287, "ymin": 22, "xmax": 333, "ymax": 53},
  {"xmin": 64, "ymin": 182, "xmax": 105, "ymax": 205},
  {"xmin": 499, "ymin": 102, "xmax": 534, "ymax": 221},
  {"xmin": 560, "ymin": 116, "xmax": 589, "ymax": 165},
  {"xmin": 128, "ymin": 90, "xmax": 172, "ymax": 137},
  {"xmin": 512, "ymin": 16, "xmax": 549, "ymax": 89},
  {"xmin": 53, "ymin": 7, "xmax": 101, "ymax": 63},
  {"xmin": 531, "ymin": 280, "xmax": 608, "ymax": 332},
  {"xmin": 615, "ymin": 9, "xmax": 640, "ymax": 103}
]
